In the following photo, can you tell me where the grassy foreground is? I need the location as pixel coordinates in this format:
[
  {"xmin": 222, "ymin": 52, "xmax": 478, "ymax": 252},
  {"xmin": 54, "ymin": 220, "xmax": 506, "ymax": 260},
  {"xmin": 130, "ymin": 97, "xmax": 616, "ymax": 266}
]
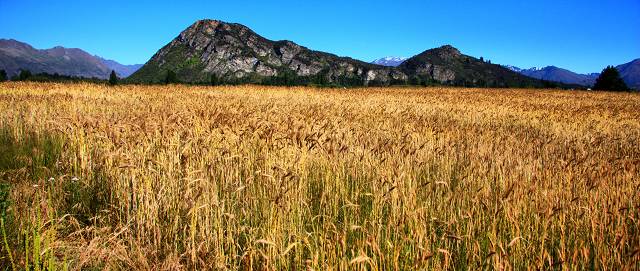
[{"xmin": 0, "ymin": 82, "xmax": 638, "ymax": 270}]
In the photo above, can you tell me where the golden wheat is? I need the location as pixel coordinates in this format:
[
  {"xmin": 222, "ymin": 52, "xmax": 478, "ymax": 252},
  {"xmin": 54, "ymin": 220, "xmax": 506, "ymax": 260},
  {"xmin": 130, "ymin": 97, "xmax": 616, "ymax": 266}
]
[{"xmin": 0, "ymin": 82, "xmax": 638, "ymax": 270}]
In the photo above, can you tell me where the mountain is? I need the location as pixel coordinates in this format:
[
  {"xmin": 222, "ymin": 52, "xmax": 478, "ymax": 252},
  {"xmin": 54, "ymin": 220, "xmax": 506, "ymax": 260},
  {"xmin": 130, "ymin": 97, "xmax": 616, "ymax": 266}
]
[
  {"xmin": 371, "ymin": 57, "xmax": 408, "ymax": 67},
  {"xmin": 616, "ymin": 59, "xmax": 640, "ymax": 90},
  {"xmin": 0, "ymin": 39, "xmax": 111, "ymax": 79},
  {"xmin": 504, "ymin": 65, "xmax": 598, "ymax": 86},
  {"xmin": 129, "ymin": 19, "xmax": 571, "ymax": 88},
  {"xmin": 398, "ymin": 45, "xmax": 557, "ymax": 88},
  {"xmin": 96, "ymin": 57, "xmax": 143, "ymax": 78},
  {"xmin": 0, "ymin": 39, "xmax": 142, "ymax": 79},
  {"xmin": 128, "ymin": 20, "xmax": 406, "ymax": 86},
  {"xmin": 504, "ymin": 61, "xmax": 639, "ymax": 89}
]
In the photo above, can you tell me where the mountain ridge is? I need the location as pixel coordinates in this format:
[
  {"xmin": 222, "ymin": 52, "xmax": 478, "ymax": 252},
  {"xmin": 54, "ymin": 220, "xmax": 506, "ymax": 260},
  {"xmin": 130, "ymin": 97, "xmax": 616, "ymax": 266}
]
[
  {"xmin": 128, "ymin": 19, "xmax": 404, "ymax": 85},
  {"xmin": 95, "ymin": 56, "xmax": 143, "ymax": 78},
  {"xmin": 398, "ymin": 45, "xmax": 556, "ymax": 87},
  {"xmin": 128, "ymin": 19, "xmax": 568, "ymax": 88},
  {"xmin": 0, "ymin": 39, "xmax": 142, "ymax": 79},
  {"xmin": 3, "ymin": 23, "xmax": 636, "ymax": 89},
  {"xmin": 616, "ymin": 59, "xmax": 640, "ymax": 90},
  {"xmin": 504, "ymin": 65, "xmax": 598, "ymax": 86},
  {"xmin": 504, "ymin": 61, "xmax": 639, "ymax": 89}
]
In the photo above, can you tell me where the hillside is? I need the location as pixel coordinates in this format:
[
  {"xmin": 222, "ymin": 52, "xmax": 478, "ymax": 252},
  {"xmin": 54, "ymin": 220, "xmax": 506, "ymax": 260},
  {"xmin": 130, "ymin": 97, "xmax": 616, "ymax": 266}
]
[
  {"xmin": 129, "ymin": 19, "xmax": 569, "ymax": 88},
  {"xmin": 128, "ymin": 20, "xmax": 405, "ymax": 86},
  {"xmin": 399, "ymin": 45, "xmax": 559, "ymax": 88},
  {"xmin": 0, "ymin": 39, "xmax": 111, "ymax": 79},
  {"xmin": 0, "ymin": 39, "xmax": 142, "ymax": 79},
  {"xmin": 616, "ymin": 59, "xmax": 640, "ymax": 90}
]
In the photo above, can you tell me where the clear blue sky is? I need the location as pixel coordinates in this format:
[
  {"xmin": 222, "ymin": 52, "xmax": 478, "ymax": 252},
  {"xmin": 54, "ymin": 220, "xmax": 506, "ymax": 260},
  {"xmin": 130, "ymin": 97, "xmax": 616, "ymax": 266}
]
[{"xmin": 1, "ymin": 0, "xmax": 638, "ymax": 74}]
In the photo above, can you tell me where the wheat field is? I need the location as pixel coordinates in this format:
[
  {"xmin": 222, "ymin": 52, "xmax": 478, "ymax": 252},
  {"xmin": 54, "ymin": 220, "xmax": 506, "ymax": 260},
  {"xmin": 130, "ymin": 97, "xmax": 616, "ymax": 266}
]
[{"xmin": 0, "ymin": 82, "xmax": 638, "ymax": 270}]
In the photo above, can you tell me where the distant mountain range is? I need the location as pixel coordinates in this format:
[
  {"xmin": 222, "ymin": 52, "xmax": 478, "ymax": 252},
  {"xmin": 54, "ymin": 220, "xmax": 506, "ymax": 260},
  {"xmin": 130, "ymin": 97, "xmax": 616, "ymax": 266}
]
[
  {"xmin": 503, "ymin": 60, "xmax": 640, "ymax": 89},
  {"xmin": 1, "ymin": 27, "xmax": 637, "ymax": 89},
  {"xmin": 95, "ymin": 57, "xmax": 143, "ymax": 78},
  {"xmin": 504, "ymin": 66, "xmax": 599, "ymax": 86},
  {"xmin": 371, "ymin": 57, "xmax": 408, "ymax": 67},
  {"xmin": 0, "ymin": 39, "xmax": 142, "ymax": 79},
  {"xmin": 128, "ymin": 19, "xmax": 563, "ymax": 88}
]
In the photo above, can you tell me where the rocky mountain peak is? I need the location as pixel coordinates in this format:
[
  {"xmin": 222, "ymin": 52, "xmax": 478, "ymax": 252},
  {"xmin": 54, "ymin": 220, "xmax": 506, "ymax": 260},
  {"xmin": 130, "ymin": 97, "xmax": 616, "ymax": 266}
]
[
  {"xmin": 180, "ymin": 19, "xmax": 254, "ymax": 40},
  {"xmin": 0, "ymin": 39, "xmax": 33, "ymax": 49},
  {"xmin": 433, "ymin": 45, "xmax": 462, "ymax": 58},
  {"xmin": 128, "ymin": 19, "xmax": 570, "ymax": 88},
  {"xmin": 130, "ymin": 19, "xmax": 403, "ymax": 85}
]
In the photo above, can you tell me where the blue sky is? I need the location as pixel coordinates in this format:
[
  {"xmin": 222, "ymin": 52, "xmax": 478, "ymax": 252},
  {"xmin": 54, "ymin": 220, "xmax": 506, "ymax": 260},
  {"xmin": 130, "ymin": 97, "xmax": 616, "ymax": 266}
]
[{"xmin": 1, "ymin": 0, "xmax": 638, "ymax": 74}]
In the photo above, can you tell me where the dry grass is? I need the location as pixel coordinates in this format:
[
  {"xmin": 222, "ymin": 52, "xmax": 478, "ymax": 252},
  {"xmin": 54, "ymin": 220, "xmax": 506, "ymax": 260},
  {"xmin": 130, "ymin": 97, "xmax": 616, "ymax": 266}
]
[{"xmin": 0, "ymin": 81, "xmax": 639, "ymax": 270}]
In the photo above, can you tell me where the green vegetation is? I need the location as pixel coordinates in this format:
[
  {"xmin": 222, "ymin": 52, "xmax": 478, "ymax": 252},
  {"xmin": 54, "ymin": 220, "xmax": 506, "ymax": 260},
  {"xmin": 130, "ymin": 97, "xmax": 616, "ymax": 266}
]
[
  {"xmin": 7, "ymin": 71, "xmax": 106, "ymax": 84},
  {"xmin": 210, "ymin": 73, "xmax": 220, "ymax": 86},
  {"xmin": 127, "ymin": 44, "xmax": 207, "ymax": 84},
  {"xmin": 108, "ymin": 70, "xmax": 118, "ymax": 86},
  {"xmin": 16, "ymin": 70, "xmax": 32, "ymax": 81},
  {"xmin": 165, "ymin": 70, "xmax": 178, "ymax": 84},
  {"xmin": 0, "ymin": 128, "xmax": 65, "ymax": 270},
  {"xmin": 0, "ymin": 70, "xmax": 7, "ymax": 82},
  {"xmin": 0, "ymin": 125, "xmax": 112, "ymax": 270},
  {"xmin": 594, "ymin": 66, "xmax": 629, "ymax": 91}
]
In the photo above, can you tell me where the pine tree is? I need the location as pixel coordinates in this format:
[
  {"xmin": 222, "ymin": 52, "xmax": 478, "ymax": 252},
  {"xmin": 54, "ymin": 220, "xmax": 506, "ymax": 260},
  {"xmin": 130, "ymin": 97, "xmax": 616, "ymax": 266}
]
[
  {"xmin": 108, "ymin": 70, "xmax": 118, "ymax": 86},
  {"xmin": 0, "ymin": 70, "xmax": 7, "ymax": 82},
  {"xmin": 593, "ymin": 66, "xmax": 629, "ymax": 91}
]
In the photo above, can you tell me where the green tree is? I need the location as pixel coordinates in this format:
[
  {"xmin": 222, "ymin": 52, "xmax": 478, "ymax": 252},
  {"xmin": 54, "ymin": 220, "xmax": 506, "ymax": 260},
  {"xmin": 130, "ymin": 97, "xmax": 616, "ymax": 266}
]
[
  {"xmin": 210, "ymin": 73, "xmax": 220, "ymax": 86},
  {"xmin": 165, "ymin": 70, "xmax": 178, "ymax": 84},
  {"xmin": 18, "ymin": 69, "xmax": 32, "ymax": 81},
  {"xmin": 409, "ymin": 76, "xmax": 422, "ymax": 86},
  {"xmin": 108, "ymin": 70, "xmax": 118, "ymax": 86},
  {"xmin": 0, "ymin": 70, "xmax": 7, "ymax": 82},
  {"xmin": 593, "ymin": 66, "xmax": 629, "ymax": 91}
]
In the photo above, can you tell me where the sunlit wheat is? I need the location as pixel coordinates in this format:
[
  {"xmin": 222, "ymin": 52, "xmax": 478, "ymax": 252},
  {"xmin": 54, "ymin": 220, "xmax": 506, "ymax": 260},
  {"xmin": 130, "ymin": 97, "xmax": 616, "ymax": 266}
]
[{"xmin": 0, "ymin": 81, "xmax": 638, "ymax": 270}]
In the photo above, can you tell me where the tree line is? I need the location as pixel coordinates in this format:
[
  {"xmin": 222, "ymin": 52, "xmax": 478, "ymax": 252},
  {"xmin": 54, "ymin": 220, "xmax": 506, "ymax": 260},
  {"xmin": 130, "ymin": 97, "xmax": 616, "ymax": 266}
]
[{"xmin": 0, "ymin": 67, "xmax": 633, "ymax": 91}]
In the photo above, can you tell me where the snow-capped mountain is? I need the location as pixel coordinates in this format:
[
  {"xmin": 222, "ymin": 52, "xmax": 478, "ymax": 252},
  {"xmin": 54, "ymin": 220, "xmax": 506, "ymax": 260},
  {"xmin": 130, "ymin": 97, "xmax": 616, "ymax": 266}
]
[
  {"xmin": 503, "ymin": 65, "xmax": 524, "ymax": 73},
  {"xmin": 371, "ymin": 56, "xmax": 408, "ymax": 67},
  {"xmin": 504, "ymin": 65, "xmax": 545, "ymax": 73}
]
